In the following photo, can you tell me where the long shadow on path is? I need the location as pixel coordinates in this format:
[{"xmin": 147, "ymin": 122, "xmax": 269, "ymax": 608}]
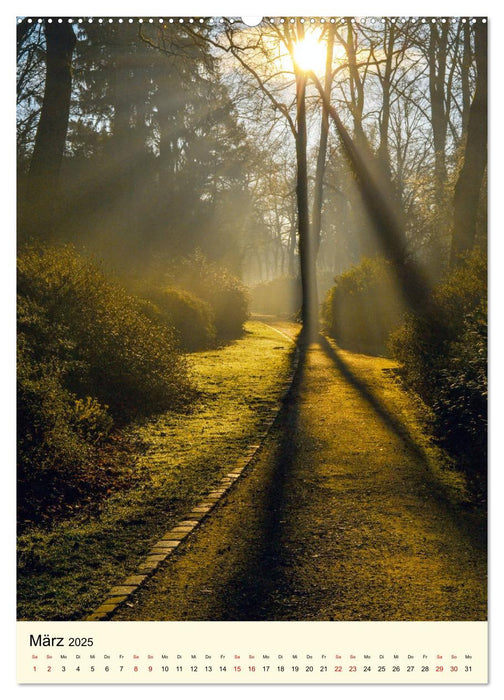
[
  {"xmin": 212, "ymin": 340, "xmax": 310, "ymax": 620},
  {"xmin": 318, "ymin": 334, "xmax": 486, "ymax": 549},
  {"xmin": 318, "ymin": 335, "xmax": 429, "ymax": 464}
]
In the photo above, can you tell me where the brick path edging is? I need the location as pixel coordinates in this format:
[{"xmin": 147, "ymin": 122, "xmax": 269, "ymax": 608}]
[{"xmin": 85, "ymin": 329, "xmax": 299, "ymax": 621}]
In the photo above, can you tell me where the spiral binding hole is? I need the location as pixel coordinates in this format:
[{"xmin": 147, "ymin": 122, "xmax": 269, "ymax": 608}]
[{"xmin": 18, "ymin": 16, "xmax": 487, "ymax": 26}]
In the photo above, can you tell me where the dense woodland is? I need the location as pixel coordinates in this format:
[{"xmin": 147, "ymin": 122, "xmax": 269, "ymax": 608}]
[{"xmin": 17, "ymin": 16, "xmax": 487, "ymax": 527}]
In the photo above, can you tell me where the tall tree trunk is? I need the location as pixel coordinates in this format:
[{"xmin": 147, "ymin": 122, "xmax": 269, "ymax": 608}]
[
  {"xmin": 377, "ymin": 20, "xmax": 395, "ymax": 182},
  {"xmin": 428, "ymin": 22, "xmax": 449, "ymax": 205},
  {"xmin": 311, "ymin": 26, "xmax": 334, "ymax": 259},
  {"xmin": 346, "ymin": 19, "xmax": 367, "ymax": 150},
  {"xmin": 287, "ymin": 219, "xmax": 297, "ymax": 277},
  {"xmin": 295, "ymin": 67, "xmax": 318, "ymax": 339},
  {"xmin": 427, "ymin": 21, "xmax": 450, "ymax": 275},
  {"xmin": 450, "ymin": 21, "xmax": 487, "ymax": 266},
  {"xmin": 23, "ymin": 20, "xmax": 76, "ymax": 240},
  {"xmin": 461, "ymin": 21, "xmax": 472, "ymax": 142}
]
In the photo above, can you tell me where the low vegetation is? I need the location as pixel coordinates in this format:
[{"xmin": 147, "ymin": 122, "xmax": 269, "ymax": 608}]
[
  {"xmin": 17, "ymin": 321, "xmax": 295, "ymax": 620},
  {"xmin": 164, "ymin": 250, "xmax": 250, "ymax": 340},
  {"xmin": 138, "ymin": 286, "xmax": 217, "ymax": 352},
  {"xmin": 322, "ymin": 257, "xmax": 406, "ymax": 356},
  {"xmin": 250, "ymin": 276, "xmax": 302, "ymax": 316},
  {"xmin": 390, "ymin": 248, "xmax": 487, "ymax": 496},
  {"xmin": 250, "ymin": 271, "xmax": 336, "ymax": 317}
]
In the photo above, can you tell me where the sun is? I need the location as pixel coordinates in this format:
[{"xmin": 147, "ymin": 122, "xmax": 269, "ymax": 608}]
[{"xmin": 292, "ymin": 34, "xmax": 327, "ymax": 74}]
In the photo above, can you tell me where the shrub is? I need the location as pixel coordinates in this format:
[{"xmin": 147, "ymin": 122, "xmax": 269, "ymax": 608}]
[
  {"xmin": 17, "ymin": 244, "xmax": 196, "ymax": 522},
  {"xmin": 17, "ymin": 341, "xmax": 116, "ymax": 523},
  {"xmin": 250, "ymin": 271, "xmax": 337, "ymax": 318},
  {"xmin": 389, "ymin": 249, "xmax": 487, "ymax": 400},
  {"xmin": 17, "ymin": 350, "xmax": 110, "ymax": 475},
  {"xmin": 165, "ymin": 251, "xmax": 249, "ymax": 340},
  {"xmin": 322, "ymin": 257, "xmax": 406, "ymax": 355},
  {"xmin": 139, "ymin": 286, "xmax": 216, "ymax": 351},
  {"xmin": 18, "ymin": 244, "xmax": 193, "ymax": 419},
  {"xmin": 250, "ymin": 276, "xmax": 302, "ymax": 316},
  {"xmin": 432, "ymin": 302, "xmax": 487, "ymax": 487},
  {"xmin": 389, "ymin": 248, "xmax": 487, "ymax": 495}
]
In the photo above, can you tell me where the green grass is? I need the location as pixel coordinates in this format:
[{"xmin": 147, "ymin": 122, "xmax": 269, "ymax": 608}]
[{"xmin": 17, "ymin": 321, "xmax": 295, "ymax": 621}]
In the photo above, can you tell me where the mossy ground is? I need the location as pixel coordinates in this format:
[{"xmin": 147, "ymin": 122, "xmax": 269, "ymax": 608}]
[
  {"xmin": 115, "ymin": 328, "xmax": 486, "ymax": 621},
  {"xmin": 17, "ymin": 321, "xmax": 294, "ymax": 620}
]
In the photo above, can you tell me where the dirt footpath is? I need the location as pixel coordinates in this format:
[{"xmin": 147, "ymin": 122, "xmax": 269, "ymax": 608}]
[{"xmin": 114, "ymin": 330, "xmax": 487, "ymax": 621}]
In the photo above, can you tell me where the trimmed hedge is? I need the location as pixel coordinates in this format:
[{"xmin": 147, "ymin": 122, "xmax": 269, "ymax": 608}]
[
  {"xmin": 139, "ymin": 286, "xmax": 216, "ymax": 352},
  {"xmin": 323, "ymin": 257, "xmax": 406, "ymax": 356},
  {"xmin": 166, "ymin": 251, "xmax": 249, "ymax": 340},
  {"xmin": 250, "ymin": 276, "xmax": 302, "ymax": 317}
]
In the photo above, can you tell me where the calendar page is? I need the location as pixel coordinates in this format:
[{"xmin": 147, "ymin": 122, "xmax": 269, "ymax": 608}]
[{"xmin": 15, "ymin": 1, "xmax": 489, "ymax": 687}]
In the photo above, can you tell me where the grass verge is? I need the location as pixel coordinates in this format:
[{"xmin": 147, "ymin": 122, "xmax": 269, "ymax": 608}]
[{"xmin": 17, "ymin": 321, "xmax": 294, "ymax": 620}]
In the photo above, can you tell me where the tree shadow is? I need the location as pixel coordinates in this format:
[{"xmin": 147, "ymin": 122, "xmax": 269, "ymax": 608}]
[
  {"xmin": 318, "ymin": 334, "xmax": 486, "ymax": 547},
  {"xmin": 212, "ymin": 339, "xmax": 310, "ymax": 620},
  {"xmin": 318, "ymin": 335, "xmax": 429, "ymax": 464}
]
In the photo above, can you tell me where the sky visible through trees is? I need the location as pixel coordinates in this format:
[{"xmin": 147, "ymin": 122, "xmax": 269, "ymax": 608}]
[{"xmin": 17, "ymin": 17, "xmax": 486, "ymax": 286}]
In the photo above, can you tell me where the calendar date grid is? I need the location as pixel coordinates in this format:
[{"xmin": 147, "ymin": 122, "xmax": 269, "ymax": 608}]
[{"xmin": 29, "ymin": 650, "xmax": 477, "ymax": 678}]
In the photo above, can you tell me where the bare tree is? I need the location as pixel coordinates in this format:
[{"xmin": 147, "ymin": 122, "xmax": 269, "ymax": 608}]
[
  {"xmin": 21, "ymin": 19, "xmax": 76, "ymax": 240},
  {"xmin": 311, "ymin": 25, "xmax": 335, "ymax": 258},
  {"xmin": 450, "ymin": 20, "xmax": 487, "ymax": 265},
  {"xmin": 428, "ymin": 20, "xmax": 449, "ymax": 206}
]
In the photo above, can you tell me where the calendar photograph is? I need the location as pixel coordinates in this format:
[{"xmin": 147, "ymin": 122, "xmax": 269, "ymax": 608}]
[{"xmin": 16, "ymin": 11, "xmax": 488, "ymax": 684}]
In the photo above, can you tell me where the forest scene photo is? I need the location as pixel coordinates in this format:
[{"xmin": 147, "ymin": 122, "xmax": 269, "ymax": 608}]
[{"xmin": 17, "ymin": 16, "xmax": 487, "ymax": 622}]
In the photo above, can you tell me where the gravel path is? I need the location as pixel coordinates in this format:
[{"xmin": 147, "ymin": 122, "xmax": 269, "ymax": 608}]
[{"xmin": 114, "ymin": 326, "xmax": 486, "ymax": 621}]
